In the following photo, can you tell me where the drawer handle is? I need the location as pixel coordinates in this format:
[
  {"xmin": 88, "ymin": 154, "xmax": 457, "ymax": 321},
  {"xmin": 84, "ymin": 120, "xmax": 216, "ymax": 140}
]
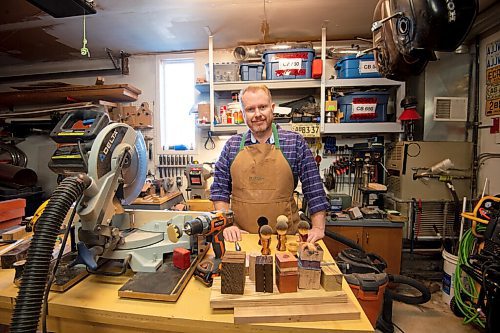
[{"xmin": 366, "ymin": 232, "xmax": 369, "ymax": 244}]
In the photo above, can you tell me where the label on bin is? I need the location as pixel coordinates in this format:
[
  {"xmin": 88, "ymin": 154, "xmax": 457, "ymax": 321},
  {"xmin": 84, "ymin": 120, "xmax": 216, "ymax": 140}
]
[
  {"xmin": 359, "ymin": 60, "xmax": 378, "ymax": 74},
  {"xmin": 291, "ymin": 123, "xmax": 320, "ymax": 138},
  {"xmin": 278, "ymin": 58, "xmax": 302, "ymax": 71},
  {"xmin": 351, "ymin": 97, "xmax": 378, "ymax": 119}
]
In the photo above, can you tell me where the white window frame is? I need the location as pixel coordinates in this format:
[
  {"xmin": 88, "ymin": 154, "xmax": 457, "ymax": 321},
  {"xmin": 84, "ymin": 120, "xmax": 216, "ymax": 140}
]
[{"xmin": 155, "ymin": 53, "xmax": 196, "ymax": 155}]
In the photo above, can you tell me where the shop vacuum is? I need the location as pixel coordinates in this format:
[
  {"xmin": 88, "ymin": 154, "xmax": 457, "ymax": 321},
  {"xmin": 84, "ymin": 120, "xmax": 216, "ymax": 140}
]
[{"xmin": 301, "ymin": 213, "xmax": 430, "ymax": 332}]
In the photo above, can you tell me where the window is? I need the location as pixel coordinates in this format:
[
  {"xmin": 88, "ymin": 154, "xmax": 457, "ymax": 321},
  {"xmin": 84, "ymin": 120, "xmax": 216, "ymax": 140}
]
[{"xmin": 158, "ymin": 57, "xmax": 195, "ymax": 151}]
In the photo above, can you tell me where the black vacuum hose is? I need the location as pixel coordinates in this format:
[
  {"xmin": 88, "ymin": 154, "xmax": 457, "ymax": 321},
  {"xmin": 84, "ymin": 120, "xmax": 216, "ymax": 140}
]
[
  {"xmin": 324, "ymin": 229, "xmax": 364, "ymax": 252},
  {"xmin": 386, "ymin": 274, "xmax": 431, "ymax": 305},
  {"xmin": 10, "ymin": 175, "xmax": 90, "ymax": 333}
]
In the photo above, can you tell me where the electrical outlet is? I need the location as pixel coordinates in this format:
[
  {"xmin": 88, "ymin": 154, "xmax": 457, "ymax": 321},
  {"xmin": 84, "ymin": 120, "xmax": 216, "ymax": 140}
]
[{"xmin": 176, "ymin": 176, "xmax": 182, "ymax": 187}]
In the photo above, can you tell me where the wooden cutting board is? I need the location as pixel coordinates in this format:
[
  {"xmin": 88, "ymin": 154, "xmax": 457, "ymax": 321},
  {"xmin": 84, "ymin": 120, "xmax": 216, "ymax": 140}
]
[
  {"xmin": 233, "ymin": 301, "xmax": 360, "ymax": 324},
  {"xmin": 210, "ymin": 276, "xmax": 347, "ymax": 309}
]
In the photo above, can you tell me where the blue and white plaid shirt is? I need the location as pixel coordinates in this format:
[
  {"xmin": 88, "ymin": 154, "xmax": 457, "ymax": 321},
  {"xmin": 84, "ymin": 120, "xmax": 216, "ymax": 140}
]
[{"xmin": 210, "ymin": 125, "xmax": 329, "ymax": 215}]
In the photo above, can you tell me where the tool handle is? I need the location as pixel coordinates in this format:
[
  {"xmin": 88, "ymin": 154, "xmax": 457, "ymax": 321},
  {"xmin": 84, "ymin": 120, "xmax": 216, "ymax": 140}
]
[{"xmin": 212, "ymin": 230, "xmax": 226, "ymax": 259}]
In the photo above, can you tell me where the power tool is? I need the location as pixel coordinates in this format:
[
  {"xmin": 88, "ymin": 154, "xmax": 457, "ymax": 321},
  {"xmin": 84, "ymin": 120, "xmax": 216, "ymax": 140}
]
[{"xmin": 168, "ymin": 210, "xmax": 233, "ymax": 286}]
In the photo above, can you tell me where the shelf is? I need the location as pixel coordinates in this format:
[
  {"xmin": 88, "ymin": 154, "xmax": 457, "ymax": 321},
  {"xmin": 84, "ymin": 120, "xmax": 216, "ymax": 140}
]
[
  {"xmin": 212, "ymin": 124, "xmax": 247, "ymax": 134},
  {"xmin": 0, "ymin": 84, "xmax": 142, "ymax": 107},
  {"xmin": 323, "ymin": 122, "xmax": 403, "ymax": 134},
  {"xmin": 213, "ymin": 79, "xmax": 321, "ymax": 91},
  {"xmin": 326, "ymin": 78, "xmax": 403, "ymax": 88}
]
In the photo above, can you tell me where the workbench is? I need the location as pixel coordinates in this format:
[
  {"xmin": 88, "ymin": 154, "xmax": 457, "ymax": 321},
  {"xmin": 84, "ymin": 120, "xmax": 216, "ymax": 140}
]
[{"xmin": 0, "ymin": 234, "xmax": 373, "ymax": 333}]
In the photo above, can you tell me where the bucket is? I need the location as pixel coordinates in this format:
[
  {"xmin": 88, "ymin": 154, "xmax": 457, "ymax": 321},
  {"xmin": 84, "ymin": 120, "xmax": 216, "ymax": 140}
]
[{"xmin": 442, "ymin": 249, "xmax": 458, "ymax": 305}]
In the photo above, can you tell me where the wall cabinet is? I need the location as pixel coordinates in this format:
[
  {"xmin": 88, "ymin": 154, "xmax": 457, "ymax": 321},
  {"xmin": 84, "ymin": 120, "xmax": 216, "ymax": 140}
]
[
  {"xmin": 201, "ymin": 28, "xmax": 405, "ymax": 135},
  {"xmin": 322, "ymin": 224, "xmax": 403, "ymax": 275}
]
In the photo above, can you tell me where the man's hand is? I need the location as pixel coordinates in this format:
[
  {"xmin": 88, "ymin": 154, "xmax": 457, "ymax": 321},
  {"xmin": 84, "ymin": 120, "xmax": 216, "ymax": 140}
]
[
  {"xmin": 307, "ymin": 226, "xmax": 325, "ymax": 244},
  {"xmin": 223, "ymin": 225, "xmax": 248, "ymax": 242}
]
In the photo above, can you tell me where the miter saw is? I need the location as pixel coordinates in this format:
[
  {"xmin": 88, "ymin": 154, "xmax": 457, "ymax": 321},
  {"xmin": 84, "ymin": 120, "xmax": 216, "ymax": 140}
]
[{"xmin": 48, "ymin": 107, "xmax": 190, "ymax": 273}]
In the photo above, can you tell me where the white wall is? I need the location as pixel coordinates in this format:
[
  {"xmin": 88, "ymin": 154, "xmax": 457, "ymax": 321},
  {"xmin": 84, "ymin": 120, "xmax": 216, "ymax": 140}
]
[{"xmin": 478, "ymin": 30, "xmax": 500, "ymax": 195}]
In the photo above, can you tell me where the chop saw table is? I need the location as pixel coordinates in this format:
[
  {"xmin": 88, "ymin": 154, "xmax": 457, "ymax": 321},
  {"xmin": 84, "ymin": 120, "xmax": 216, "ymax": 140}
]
[{"xmin": 0, "ymin": 234, "xmax": 373, "ymax": 333}]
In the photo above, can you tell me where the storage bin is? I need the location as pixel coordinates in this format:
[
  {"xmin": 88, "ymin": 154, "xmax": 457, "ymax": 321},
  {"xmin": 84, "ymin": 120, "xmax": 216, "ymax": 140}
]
[
  {"xmin": 337, "ymin": 91, "xmax": 389, "ymax": 123},
  {"xmin": 205, "ymin": 63, "xmax": 239, "ymax": 82},
  {"xmin": 262, "ymin": 48, "xmax": 315, "ymax": 80},
  {"xmin": 240, "ymin": 63, "xmax": 264, "ymax": 81},
  {"xmin": 334, "ymin": 54, "xmax": 382, "ymax": 79}
]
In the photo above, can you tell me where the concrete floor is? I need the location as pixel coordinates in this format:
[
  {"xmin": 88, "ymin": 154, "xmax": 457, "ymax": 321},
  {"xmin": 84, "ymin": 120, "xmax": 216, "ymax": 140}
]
[{"xmin": 383, "ymin": 291, "xmax": 482, "ymax": 333}]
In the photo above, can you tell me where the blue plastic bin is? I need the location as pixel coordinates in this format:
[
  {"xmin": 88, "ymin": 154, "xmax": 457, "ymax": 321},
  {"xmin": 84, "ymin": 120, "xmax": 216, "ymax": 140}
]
[
  {"xmin": 262, "ymin": 48, "xmax": 315, "ymax": 80},
  {"xmin": 338, "ymin": 92, "xmax": 389, "ymax": 123},
  {"xmin": 240, "ymin": 63, "xmax": 264, "ymax": 81},
  {"xmin": 334, "ymin": 54, "xmax": 382, "ymax": 79}
]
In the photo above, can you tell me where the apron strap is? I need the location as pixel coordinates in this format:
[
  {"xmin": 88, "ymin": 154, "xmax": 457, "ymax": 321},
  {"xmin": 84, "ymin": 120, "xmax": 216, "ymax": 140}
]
[{"xmin": 239, "ymin": 123, "xmax": 280, "ymax": 151}]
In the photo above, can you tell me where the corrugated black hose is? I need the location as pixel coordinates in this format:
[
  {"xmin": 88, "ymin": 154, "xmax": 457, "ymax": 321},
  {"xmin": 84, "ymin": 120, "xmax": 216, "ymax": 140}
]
[{"xmin": 10, "ymin": 174, "xmax": 90, "ymax": 333}]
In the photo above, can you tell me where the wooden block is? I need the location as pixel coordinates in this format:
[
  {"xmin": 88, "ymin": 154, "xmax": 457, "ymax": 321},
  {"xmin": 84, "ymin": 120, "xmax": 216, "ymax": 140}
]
[
  {"xmin": 210, "ymin": 276, "xmax": 348, "ymax": 309},
  {"xmin": 0, "ymin": 217, "xmax": 22, "ymax": 231},
  {"xmin": 172, "ymin": 248, "xmax": 191, "ymax": 270},
  {"xmin": 298, "ymin": 244, "xmax": 323, "ymax": 262},
  {"xmin": 276, "ymin": 265, "xmax": 298, "ymax": 293},
  {"xmin": 298, "ymin": 259, "xmax": 321, "ymax": 269},
  {"xmin": 255, "ymin": 255, "xmax": 273, "ymax": 293},
  {"xmin": 221, "ymin": 251, "xmax": 246, "ymax": 294},
  {"xmin": 275, "ymin": 251, "xmax": 297, "ymax": 269},
  {"xmin": 321, "ymin": 264, "xmax": 343, "ymax": 291},
  {"xmin": 0, "ymin": 198, "xmax": 26, "ymax": 223},
  {"xmin": 299, "ymin": 267, "xmax": 321, "ymax": 290},
  {"xmin": 2, "ymin": 226, "xmax": 27, "ymax": 241},
  {"xmin": 1, "ymin": 240, "xmax": 30, "ymax": 269},
  {"xmin": 248, "ymin": 253, "xmax": 257, "ymax": 281},
  {"xmin": 234, "ymin": 301, "xmax": 360, "ymax": 324}
]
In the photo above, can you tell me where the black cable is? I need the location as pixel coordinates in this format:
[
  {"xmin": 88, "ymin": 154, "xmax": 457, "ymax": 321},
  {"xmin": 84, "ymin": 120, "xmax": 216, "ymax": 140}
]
[
  {"xmin": 77, "ymin": 139, "xmax": 88, "ymax": 171},
  {"xmin": 204, "ymin": 130, "xmax": 215, "ymax": 150},
  {"xmin": 41, "ymin": 195, "xmax": 83, "ymax": 333},
  {"xmin": 393, "ymin": 322, "xmax": 406, "ymax": 333}
]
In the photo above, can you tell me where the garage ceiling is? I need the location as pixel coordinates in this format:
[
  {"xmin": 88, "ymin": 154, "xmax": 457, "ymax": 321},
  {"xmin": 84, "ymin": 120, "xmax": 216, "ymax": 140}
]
[{"xmin": 0, "ymin": 0, "xmax": 497, "ymax": 67}]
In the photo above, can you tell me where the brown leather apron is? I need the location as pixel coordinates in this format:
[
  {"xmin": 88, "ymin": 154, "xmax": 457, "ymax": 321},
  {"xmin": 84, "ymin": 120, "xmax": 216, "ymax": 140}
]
[{"xmin": 230, "ymin": 124, "xmax": 300, "ymax": 234}]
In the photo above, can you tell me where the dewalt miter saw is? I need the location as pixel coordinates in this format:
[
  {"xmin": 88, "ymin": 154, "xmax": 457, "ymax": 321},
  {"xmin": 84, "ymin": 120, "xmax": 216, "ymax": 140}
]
[
  {"xmin": 48, "ymin": 107, "xmax": 190, "ymax": 272},
  {"xmin": 11, "ymin": 107, "xmax": 191, "ymax": 332}
]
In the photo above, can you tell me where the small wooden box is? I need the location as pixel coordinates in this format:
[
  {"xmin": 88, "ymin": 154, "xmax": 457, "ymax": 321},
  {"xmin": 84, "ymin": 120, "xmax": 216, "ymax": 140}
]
[
  {"xmin": 221, "ymin": 251, "xmax": 246, "ymax": 294},
  {"xmin": 135, "ymin": 102, "xmax": 153, "ymax": 127}
]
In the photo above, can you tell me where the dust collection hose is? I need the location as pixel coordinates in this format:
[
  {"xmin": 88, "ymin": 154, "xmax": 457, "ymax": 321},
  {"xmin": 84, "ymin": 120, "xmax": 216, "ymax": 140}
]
[{"xmin": 10, "ymin": 174, "xmax": 90, "ymax": 333}]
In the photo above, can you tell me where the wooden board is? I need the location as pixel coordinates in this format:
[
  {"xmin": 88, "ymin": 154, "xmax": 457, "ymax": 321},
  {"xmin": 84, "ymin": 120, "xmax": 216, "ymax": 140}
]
[
  {"xmin": 51, "ymin": 253, "xmax": 89, "ymax": 292},
  {"xmin": 210, "ymin": 276, "xmax": 347, "ymax": 309},
  {"xmin": 234, "ymin": 301, "xmax": 360, "ymax": 324},
  {"xmin": 0, "ymin": 84, "xmax": 141, "ymax": 106},
  {"xmin": 118, "ymin": 252, "xmax": 202, "ymax": 302},
  {"xmin": 1, "ymin": 226, "xmax": 27, "ymax": 241}
]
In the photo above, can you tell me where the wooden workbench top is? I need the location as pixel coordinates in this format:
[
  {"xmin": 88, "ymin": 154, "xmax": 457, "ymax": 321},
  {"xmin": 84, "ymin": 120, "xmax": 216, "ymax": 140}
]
[{"xmin": 0, "ymin": 234, "xmax": 373, "ymax": 333}]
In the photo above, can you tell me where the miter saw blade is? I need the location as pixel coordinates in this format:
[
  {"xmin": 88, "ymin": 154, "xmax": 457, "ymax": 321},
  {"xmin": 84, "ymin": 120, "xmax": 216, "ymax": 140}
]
[{"xmin": 121, "ymin": 130, "xmax": 147, "ymax": 204}]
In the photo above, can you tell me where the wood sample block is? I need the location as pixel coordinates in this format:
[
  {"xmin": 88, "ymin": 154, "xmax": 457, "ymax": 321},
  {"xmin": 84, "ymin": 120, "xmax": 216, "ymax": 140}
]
[
  {"xmin": 321, "ymin": 264, "xmax": 343, "ymax": 291},
  {"xmin": 255, "ymin": 255, "xmax": 273, "ymax": 293},
  {"xmin": 0, "ymin": 198, "xmax": 26, "ymax": 223},
  {"xmin": 298, "ymin": 267, "xmax": 321, "ymax": 290},
  {"xmin": 248, "ymin": 253, "xmax": 258, "ymax": 281},
  {"xmin": 275, "ymin": 252, "xmax": 297, "ymax": 269},
  {"xmin": 221, "ymin": 251, "xmax": 246, "ymax": 294},
  {"xmin": 276, "ymin": 266, "xmax": 298, "ymax": 293},
  {"xmin": 298, "ymin": 244, "xmax": 324, "ymax": 262},
  {"xmin": 275, "ymin": 252, "xmax": 298, "ymax": 293},
  {"xmin": 172, "ymin": 247, "xmax": 191, "ymax": 270},
  {"xmin": 1, "ymin": 225, "xmax": 27, "ymax": 241},
  {"xmin": 1, "ymin": 241, "xmax": 30, "ymax": 269}
]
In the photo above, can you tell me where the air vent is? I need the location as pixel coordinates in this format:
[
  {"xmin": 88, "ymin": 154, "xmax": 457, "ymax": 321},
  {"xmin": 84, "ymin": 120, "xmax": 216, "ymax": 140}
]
[{"xmin": 434, "ymin": 97, "xmax": 468, "ymax": 121}]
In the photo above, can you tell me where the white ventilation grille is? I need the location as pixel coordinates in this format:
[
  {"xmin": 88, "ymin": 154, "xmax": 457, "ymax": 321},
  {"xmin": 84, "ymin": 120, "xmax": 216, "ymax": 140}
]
[{"xmin": 433, "ymin": 97, "xmax": 468, "ymax": 121}]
